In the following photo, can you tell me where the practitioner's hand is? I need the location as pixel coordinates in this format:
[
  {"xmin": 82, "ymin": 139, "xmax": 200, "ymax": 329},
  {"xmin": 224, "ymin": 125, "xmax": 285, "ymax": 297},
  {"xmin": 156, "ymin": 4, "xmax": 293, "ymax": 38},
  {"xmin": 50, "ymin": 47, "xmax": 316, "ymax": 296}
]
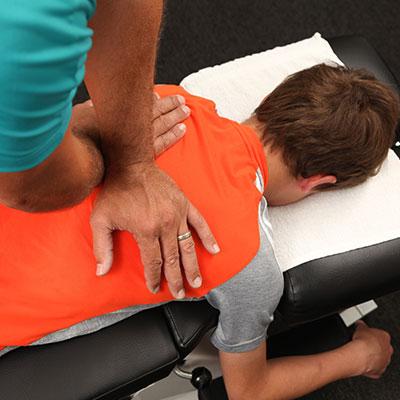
[
  {"xmin": 90, "ymin": 162, "xmax": 220, "ymax": 298},
  {"xmin": 152, "ymin": 93, "xmax": 191, "ymax": 156},
  {"xmin": 70, "ymin": 94, "xmax": 190, "ymax": 155},
  {"xmin": 352, "ymin": 320, "xmax": 393, "ymax": 379}
]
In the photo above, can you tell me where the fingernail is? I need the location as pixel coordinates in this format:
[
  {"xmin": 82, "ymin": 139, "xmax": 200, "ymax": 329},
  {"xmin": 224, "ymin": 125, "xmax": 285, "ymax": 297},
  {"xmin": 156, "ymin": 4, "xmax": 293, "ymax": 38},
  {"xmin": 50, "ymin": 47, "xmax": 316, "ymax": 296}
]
[
  {"xmin": 96, "ymin": 263, "xmax": 106, "ymax": 276},
  {"xmin": 154, "ymin": 92, "xmax": 161, "ymax": 99},
  {"xmin": 181, "ymin": 105, "xmax": 190, "ymax": 114},
  {"xmin": 177, "ymin": 95, "xmax": 185, "ymax": 104},
  {"xmin": 193, "ymin": 276, "xmax": 202, "ymax": 288},
  {"xmin": 151, "ymin": 285, "xmax": 160, "ymax": 294},
  {"xmin": 88, "ymin": 100, "xmax": 94, "ymax": 107},
  {"xmin": 212, "ymin": 244, "xmax": 220, "ymax": 254},
  {"xmin": 178, "ymin": 124, "xmax": 186, "ymax": 133},
  {"xmin": 177, "ymin": 289, "xmax": 185, "ymax": 299}
]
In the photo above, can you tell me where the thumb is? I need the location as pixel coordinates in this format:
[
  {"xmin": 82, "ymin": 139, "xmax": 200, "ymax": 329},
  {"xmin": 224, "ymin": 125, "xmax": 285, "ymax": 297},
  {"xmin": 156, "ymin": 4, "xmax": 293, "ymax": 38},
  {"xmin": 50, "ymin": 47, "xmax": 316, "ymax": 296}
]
[
  {"xmin": 355, "ymin": 320, "xmax": 367, "ymax": 328},
  {"xmin": 354, "ymin": 320, "xmax": 368, "ymax": 335},
  {"xmin": 91, "ymin": 220, "xmax": 114, "ymax": 276}
]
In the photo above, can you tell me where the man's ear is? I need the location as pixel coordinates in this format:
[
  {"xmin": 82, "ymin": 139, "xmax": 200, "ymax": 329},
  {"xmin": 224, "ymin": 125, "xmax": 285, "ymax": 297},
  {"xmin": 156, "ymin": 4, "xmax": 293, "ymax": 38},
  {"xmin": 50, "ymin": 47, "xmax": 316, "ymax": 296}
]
[{"xmin": 298, "ymin": 174, "xmax": 337, "ymax": 193}]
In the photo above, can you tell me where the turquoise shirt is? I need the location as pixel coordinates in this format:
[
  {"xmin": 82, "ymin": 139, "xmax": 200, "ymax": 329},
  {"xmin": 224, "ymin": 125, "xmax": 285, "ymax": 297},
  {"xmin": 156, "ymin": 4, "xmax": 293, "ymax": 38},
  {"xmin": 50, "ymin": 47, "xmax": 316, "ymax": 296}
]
[{"xmin": 0, "ymin": 0, "xmax": 96, "ymax": 172}]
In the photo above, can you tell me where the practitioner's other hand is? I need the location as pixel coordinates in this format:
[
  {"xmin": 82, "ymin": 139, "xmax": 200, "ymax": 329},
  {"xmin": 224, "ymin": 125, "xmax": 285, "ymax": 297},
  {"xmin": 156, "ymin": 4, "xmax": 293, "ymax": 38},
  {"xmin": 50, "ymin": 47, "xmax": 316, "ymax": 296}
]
[
  {"xmin": 352, "ymin": 320, "xmax": 393, "ymax": 379},
  {"xmin": 152, "ymin": 92, "xmax": 191, "ymax": 156},
  {"xmin": 72, "ymin": 93, "xmax": 189, "ymax": 157}
]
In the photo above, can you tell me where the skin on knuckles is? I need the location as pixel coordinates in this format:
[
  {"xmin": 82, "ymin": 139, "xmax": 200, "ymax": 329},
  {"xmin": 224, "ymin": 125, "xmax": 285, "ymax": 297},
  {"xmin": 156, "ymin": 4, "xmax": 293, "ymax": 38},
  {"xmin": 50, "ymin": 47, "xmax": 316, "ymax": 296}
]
[
  {"xmin": 153, "ymin": 125, "xmax": 186, "ymax": 157},
  {"xmin": 162, "ymin": 243, "xmax": 185, "ymax": 299},
  {"xmin": 141, "ymin": 241, "xmax": 163, "ymax": 294},
  {"xmin": 152, "ymin": 93, "xmax": 185, "ymax": 120},
  {"xmin": 178, "ymin": 225, "xmax": 202, "ymax": 289},
  {"xmin": 152, "ymin": 93, "xmax": 185, "ymax": 118},
  {"xmin": 161, "ymin": 106, "xmax": 188, "ymax": 133},
  {"xmin": 134, "ymin": 179, "xmax": 188, "ymax": 299},
  {"xmin": 158, "ymin": 209, "xmax": 185, "ymax": 298},
  {"xmin": 153, "ymin": 104, "xmax": 189, "ymax": 141},
  {"xmin": 187, "ymin": 203, "xmax": 220, "ymax": 255},
  {"xmin": 92, "ymin": 166, "xmax": 191, "ymax": 299},
  {"xmin": 152, "ymin": 93, "xmax": 189, "ymax": 156}
]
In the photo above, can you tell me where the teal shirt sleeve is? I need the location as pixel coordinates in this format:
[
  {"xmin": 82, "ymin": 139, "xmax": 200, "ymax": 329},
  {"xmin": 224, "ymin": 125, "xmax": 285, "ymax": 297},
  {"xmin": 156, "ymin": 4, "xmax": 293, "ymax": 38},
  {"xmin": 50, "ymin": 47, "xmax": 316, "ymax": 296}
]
[{"xmin": 0, "ymin": 0, "xmax": 96, "ymax": 172}]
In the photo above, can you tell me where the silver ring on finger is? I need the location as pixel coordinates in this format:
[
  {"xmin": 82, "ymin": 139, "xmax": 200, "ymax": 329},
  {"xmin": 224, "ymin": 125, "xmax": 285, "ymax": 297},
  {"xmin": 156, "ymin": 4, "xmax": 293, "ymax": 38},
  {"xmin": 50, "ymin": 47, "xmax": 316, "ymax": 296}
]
[{"xmin": 177, "ymin": 231, "xmax": 192, "ymax": 241}]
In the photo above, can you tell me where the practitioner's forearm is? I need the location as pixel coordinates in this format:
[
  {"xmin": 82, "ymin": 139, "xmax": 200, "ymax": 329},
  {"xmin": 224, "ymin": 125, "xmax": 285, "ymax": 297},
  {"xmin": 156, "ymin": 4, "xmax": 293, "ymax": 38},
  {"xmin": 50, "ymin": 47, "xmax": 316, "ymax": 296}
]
[{"xmin": 85, "ymin": 0, "xmax": 163, "ymax": 175}]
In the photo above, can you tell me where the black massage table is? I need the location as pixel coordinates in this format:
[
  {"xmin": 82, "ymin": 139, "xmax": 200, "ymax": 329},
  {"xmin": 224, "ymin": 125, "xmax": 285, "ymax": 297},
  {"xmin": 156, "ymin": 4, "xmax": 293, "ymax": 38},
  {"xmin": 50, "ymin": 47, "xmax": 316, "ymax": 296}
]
[{"xmin": 0, "ymin": 35, "xmax": 399, "ymax": 400}]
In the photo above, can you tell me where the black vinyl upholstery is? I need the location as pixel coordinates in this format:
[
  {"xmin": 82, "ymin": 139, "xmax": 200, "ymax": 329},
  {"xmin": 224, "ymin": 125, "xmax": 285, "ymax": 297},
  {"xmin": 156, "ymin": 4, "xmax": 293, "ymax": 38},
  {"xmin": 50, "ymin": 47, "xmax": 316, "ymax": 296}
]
[
  {"xmin": 278, "ymin": 238, "xmax": 400, "ymax": 327},
  {"xmin": 330, "ymin": 36, "xmax": 399, "ymax": 94},
  {"xmin": 163, "ymin": 300, "xmax": 218, "ymax": 358},
  {"xmin": 0, "ymin": 309, "xmax": 179, "ymax": 400},
  {"xmin": 1, "ymin": 35, "xmax": 399, "ymax": 400}
]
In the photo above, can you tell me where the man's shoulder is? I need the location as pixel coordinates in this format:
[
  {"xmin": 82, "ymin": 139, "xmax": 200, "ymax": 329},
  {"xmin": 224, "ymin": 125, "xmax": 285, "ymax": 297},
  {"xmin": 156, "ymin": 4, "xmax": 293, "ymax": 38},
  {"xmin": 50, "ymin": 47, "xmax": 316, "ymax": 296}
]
[{"xmin": 155, "ymin": 84, "xmax": 219, "ymax": 115}]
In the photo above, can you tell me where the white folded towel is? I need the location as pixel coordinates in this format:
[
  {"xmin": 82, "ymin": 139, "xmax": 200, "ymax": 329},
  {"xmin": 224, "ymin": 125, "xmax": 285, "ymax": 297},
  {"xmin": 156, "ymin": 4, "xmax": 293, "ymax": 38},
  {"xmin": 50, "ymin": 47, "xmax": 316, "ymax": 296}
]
[{"xmin": 181, "ymin": 33, "xmax": 400, "ymax": 272}]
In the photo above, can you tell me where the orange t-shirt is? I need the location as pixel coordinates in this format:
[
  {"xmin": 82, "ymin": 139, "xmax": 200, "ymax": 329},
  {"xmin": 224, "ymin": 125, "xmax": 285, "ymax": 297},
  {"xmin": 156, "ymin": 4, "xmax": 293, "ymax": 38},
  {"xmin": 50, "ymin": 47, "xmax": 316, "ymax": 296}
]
[{"xmin": 0, "ymin": 85, "xmax": 268, "ymax": 349}]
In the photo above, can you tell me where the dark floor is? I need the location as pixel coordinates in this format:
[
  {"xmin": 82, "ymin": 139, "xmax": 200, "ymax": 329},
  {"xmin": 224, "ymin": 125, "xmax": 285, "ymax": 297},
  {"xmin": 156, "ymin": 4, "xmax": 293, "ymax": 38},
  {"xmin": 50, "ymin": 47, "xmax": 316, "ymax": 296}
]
[
  {"xmin": 157, "ymin": 1, "xmax": 400, "ymax": 398},
  {"xmin": 157, "ymin": 0, "xmax": 400, "ymax": 85}
]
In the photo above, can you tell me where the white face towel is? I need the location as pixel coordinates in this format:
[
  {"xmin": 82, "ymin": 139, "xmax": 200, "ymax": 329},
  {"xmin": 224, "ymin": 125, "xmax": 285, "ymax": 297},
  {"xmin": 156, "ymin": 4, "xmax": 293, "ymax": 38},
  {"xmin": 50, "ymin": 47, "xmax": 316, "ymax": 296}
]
[
  {"xmin": 267, "ymin": 150, "xmax": 400, "ymax": 272},
  {"xmin": 181, "ymin": 33, "xmax": 400, "ymax": 272},
  {"xmin": 181, "ymin": 33, "xmax": 344, "ymax": 123}
]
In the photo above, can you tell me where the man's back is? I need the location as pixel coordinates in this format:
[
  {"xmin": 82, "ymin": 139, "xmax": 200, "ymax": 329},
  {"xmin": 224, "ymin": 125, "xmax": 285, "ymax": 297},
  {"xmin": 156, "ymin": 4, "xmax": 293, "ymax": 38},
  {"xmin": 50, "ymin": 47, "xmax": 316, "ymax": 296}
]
[{"xmin": 0, "ymin": 86, "xmax": 281, "ymax": 354}]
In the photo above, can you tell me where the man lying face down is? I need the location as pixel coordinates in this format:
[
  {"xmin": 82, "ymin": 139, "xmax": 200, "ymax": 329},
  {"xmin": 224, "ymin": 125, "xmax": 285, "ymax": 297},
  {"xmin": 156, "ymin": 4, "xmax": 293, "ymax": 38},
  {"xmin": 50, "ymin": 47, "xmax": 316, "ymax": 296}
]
[{"xmin": 0, "ymin": 64, "xmax": 399, "ymax": 399}]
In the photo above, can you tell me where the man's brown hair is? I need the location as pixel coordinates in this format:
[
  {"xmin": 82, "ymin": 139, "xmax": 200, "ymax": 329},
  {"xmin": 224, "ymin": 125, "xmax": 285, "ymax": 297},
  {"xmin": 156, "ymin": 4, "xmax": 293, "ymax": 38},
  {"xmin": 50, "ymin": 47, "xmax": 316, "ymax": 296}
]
[{"xmin": 255, "ymin": 64, "xmax": 400, "ymax": 189}]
